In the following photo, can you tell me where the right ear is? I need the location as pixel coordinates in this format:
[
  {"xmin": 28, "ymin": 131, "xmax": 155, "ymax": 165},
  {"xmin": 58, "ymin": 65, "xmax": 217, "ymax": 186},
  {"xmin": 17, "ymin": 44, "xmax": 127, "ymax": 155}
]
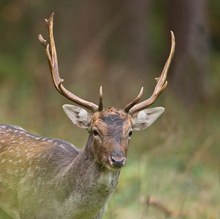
[
  {"xmin": 63, "ymin": 104, "xmax": 92, "ymax": 129},
  {"xmin": 132, "ymin": 107, "xmax": 165, "ymax": 131}
]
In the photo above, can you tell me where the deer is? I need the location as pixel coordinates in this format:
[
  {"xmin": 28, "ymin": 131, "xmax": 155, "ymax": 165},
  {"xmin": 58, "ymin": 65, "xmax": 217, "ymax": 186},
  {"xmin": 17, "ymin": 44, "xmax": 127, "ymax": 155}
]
[{"xmin": 0, "ymin": 13, "xmax": 175, "ymax": 219}]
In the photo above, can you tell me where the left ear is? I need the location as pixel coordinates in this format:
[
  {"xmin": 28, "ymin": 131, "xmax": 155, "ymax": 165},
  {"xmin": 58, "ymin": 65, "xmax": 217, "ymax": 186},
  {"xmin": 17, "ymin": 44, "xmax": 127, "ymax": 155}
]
[{"xmin": 132, "ymin": 107, "xmax": 165, "ymax": 131}]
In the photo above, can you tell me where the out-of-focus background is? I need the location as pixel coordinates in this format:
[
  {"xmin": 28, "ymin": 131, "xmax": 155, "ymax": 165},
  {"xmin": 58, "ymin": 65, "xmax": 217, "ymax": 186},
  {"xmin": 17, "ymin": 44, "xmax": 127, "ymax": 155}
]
[{"xmin": 0, "ymin": 0, "xmax": 219, "ymax": 218}]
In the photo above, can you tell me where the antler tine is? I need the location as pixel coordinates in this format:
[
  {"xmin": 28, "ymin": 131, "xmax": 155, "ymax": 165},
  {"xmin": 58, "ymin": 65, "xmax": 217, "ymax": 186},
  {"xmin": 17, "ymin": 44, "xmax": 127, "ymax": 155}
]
[
  {"xmin": 123, "ymin": 87, "xmax": 144, "ymax": 113},
  {"xmin": 128, "ymin": 31, "xmax": 175, "ymax": 115},
  {"xmin": 98, "ymin": 86, "xmax": 103, "ymax": 111},
  {"xmin": 38, "ymin": 13, "xmax": 99, "ymax": 112}
]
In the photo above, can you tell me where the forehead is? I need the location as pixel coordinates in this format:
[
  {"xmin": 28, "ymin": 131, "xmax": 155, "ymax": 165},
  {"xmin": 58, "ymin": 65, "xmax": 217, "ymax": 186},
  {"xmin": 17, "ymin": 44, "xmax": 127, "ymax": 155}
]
[
  {"xmin": 102, "ymin": 114, "xmax": 125, "ymax": 126},
  {"xmin": 92, "ymin": 108, "xmax": 131, "ymax": 130}
]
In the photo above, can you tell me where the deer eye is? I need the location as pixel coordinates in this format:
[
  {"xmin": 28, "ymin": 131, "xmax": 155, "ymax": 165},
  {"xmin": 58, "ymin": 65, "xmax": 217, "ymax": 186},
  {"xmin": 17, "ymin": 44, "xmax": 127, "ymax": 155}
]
[
  {"xmin": 128, "ymin": 130, "xmax": 133, "ymax": 138},
  {"xmin": 92, "ymin": 128, "xmax": 99, "ymax": 137}
]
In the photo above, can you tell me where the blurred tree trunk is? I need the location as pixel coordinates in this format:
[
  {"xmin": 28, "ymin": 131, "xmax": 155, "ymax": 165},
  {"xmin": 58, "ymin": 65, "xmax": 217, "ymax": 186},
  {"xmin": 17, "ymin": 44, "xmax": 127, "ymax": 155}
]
[
  {"xmin": 126, "ymin": 0, "xmax": 151, "ymax": 71},
  {"xmin": 168, "ymin": 0, "xmax": 210, "ymax": 105}
]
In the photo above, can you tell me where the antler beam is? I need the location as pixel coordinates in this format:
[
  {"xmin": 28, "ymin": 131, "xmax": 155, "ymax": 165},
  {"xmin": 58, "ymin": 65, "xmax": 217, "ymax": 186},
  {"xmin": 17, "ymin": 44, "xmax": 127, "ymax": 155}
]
[
  {"xmin": 128, "ymin": 31, "xmax": 175, "ymax": 115},
  {"xmin": 38, "ymin": 13, "xmax": 99, "ymax": 112}
]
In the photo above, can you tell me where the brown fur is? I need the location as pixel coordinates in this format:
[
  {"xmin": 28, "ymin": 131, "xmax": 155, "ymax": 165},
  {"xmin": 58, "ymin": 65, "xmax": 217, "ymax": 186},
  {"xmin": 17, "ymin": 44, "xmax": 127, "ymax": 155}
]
[{"xmin": 90, "ymin": 108, "xmax": 132, "ymax": 168}]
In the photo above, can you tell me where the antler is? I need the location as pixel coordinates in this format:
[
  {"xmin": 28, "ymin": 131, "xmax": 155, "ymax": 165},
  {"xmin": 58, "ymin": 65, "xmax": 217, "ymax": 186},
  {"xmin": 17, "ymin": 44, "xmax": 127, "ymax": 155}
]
[
  {"xmin": 123, "ymin": 87, "xmax": 144, "ymax": 113},
  {"xmin": 127, "ymin": 31, "xmax": 175, "ymax": 115},
  {"xmin": 38, "ymin": 13, "xmax": 99, "ymax": 112}
]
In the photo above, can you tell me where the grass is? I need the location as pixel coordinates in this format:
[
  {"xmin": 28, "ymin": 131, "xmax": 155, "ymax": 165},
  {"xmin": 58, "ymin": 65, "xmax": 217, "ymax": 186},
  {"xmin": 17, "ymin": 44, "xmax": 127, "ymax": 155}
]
[{"xmin": 105, "ymin": 153, "xmax": 220, "ymax": 219}]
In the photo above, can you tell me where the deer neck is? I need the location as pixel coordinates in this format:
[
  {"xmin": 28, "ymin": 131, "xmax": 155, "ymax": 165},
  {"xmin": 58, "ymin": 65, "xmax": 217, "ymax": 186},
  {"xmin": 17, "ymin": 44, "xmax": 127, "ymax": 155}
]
[
  {"xmin": 52, "ymin": 134, "xmax": 120, "ymax": 217},
  {"xmin": 58, "ymin": 133, "xmax": 120, "ymax": 195}
]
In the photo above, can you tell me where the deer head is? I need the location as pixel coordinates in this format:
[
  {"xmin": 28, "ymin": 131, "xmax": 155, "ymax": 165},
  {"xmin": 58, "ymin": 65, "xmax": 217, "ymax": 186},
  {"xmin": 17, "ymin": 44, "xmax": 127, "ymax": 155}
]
[{"xmin": 38, "ymin": 13, "xmax": 175, "ymax": 170}]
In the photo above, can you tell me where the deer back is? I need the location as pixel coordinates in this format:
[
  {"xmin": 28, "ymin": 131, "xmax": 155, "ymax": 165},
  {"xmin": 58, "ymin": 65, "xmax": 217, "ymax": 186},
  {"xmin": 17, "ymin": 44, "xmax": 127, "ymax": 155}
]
[{"xmin": 0, "ymin": 125, "xmax": 82, "ymax": 218}]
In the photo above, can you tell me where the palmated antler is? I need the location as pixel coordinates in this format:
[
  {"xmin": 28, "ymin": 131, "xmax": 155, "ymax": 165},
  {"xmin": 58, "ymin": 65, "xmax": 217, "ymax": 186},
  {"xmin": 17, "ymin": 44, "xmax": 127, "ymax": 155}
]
[
  {"xmin": 126, "ymin": 31, "xmax": 175, "ymax": 115},
  {"xmin": 38, "ymin": 13, "xmax": 101, "ymax": 112}
]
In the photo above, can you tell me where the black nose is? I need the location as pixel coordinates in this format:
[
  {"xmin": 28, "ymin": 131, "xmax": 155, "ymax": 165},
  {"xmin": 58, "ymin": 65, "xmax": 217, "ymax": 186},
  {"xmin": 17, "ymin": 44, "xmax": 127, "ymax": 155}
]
[{"xmin": 109, "ymin": 153, "xmax": 126, "ymax": 168}]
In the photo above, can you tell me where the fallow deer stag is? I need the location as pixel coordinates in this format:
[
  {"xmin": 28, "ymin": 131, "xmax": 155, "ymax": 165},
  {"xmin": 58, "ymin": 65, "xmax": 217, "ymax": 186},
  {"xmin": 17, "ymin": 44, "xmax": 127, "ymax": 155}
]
[{"xmin": 0, "ymin": 13, "xmax": 175, "ymax": 219}]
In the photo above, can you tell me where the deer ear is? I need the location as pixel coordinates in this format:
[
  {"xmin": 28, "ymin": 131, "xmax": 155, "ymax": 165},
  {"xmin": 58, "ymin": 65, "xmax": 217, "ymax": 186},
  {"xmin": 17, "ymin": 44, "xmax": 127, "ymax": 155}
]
[
  {"xmin": 63, "ymin": 104, "xmax": 92, "ymax": 129},
  {"xmin": 132, "ymin": 107, "xmax": 165, "ymax": 131}
]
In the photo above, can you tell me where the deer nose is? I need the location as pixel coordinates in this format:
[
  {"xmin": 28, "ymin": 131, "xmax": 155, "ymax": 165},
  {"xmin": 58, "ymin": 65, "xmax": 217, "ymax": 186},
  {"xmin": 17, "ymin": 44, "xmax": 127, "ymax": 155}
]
[{"xmin": 109, "ymin": 152, "xmax": 126, "ymax": 168}]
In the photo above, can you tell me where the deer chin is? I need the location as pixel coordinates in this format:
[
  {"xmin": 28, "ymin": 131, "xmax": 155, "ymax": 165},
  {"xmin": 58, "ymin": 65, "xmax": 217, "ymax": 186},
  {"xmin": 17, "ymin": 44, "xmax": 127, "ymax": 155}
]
[{"xmin": 105, "ymin": 163, "xmax": 123, "ymax": 172}]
